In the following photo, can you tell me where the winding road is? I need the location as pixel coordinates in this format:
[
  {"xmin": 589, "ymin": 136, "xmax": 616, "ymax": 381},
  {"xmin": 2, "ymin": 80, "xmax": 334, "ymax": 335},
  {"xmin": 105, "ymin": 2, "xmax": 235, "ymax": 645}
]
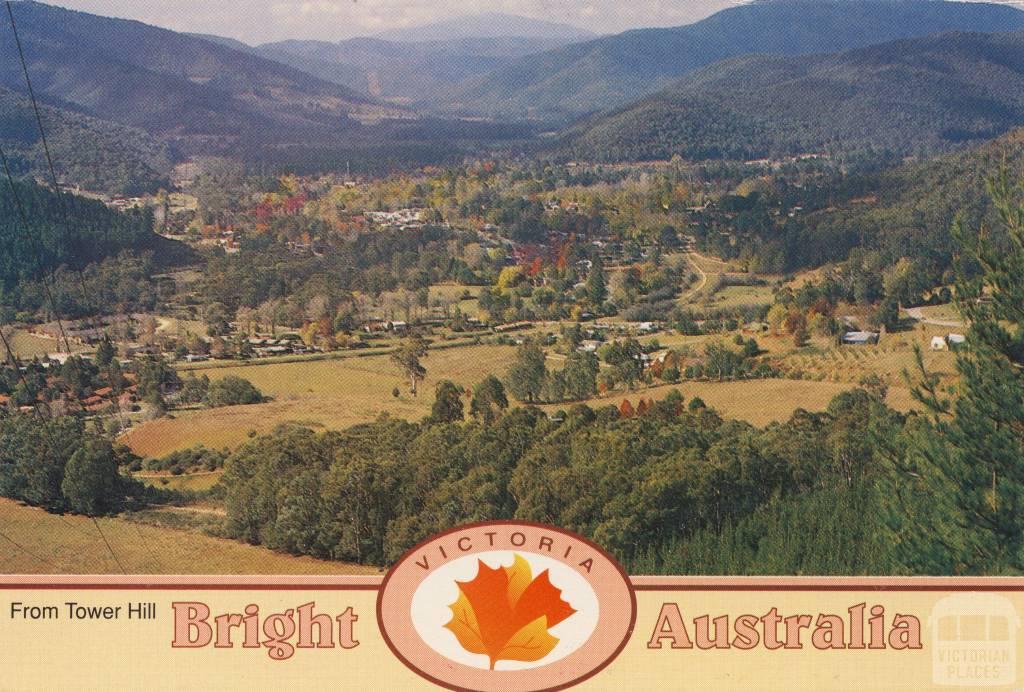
[{"xmin": 680, "ymin": 252, "xmax": 709, "ymax": 304}]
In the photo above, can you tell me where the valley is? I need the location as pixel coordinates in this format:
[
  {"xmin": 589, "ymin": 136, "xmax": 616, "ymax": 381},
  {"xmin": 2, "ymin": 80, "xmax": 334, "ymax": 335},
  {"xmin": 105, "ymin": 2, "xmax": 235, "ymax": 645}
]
[{"xmin": 1, "ymin": 0, "xmax": 1022, "ymax": 577}]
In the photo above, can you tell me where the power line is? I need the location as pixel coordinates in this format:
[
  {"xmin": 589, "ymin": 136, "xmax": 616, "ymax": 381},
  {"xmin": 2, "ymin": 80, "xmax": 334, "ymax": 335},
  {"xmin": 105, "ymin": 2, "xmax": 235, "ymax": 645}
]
[
  {"xmin": 5, "ymin": 1, "xmax": 71, "ymax": 227},
  {"xmin": 91, "ymin": 517, "xmax": 127, "ymax": 575},
  {"xmin": 0, "ymin": 527, "xmax": 60, "ymax": 569},
  {"xmin": 0, "ymin": 146, "xmax": 73, "ymax": 354},
  {"xmin": 2, "ymin": 2, "xmax": 134, "ymax": 575},
  {"xmin": 6, "ymin": 0, "xmax": 99, "ymax": 334}
]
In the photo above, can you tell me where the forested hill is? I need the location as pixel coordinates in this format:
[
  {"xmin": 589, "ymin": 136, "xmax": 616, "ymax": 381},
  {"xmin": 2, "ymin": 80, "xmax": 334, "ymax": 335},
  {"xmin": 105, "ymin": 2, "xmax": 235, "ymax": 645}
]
[
  {"xmin": 0, "ymin": 180, "xmax": 185, "ymax": 288},
  {"xmin": 0, "ymin": 2, "xmax": 402, "ymax": 142},
  {"xmin": 556, "ymin": 30, "xmax": 1024, "ymax": 163},
  {"xmin": 803, "ymin": 129, "xmax": 1024, "ymax": 269},
  {"xmin": 717, "ymin": 129, "xmax": 1024, "ymax": 276},
  {"xmin": 432, "ymin": 0, "xmax": 1024, "ymax": 121},
  {"xmin": 0, "ymin": 88, "xmax": 171, "ymax": 195}
]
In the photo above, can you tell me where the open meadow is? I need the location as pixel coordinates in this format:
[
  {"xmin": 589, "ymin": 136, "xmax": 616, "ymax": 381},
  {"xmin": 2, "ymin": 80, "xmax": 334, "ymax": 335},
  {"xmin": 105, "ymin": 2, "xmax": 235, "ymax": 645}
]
[
  {"xmin": 542, "ymin": 378, "xmax": 916, "ymax": 427},
  {"xmin": 122, "ymin": 321, "xmax": 951, "ymax": 459},
  {"xmin": 4, "ymin": 329, "xmax": 80, "ymax": 359},
  {"xmin": 0, "ymin": 499, "xmax": 380, "ymax": 575},
  {"xmin": 123, "ymin": 343, "xmax": 518, "ymax": 457}
]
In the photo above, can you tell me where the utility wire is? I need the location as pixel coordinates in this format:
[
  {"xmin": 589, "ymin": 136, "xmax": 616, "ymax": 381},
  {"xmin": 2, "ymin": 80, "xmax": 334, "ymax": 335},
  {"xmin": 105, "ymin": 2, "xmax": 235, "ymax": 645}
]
[
  {"xmin": 0, "ymin": 146, "xmax": 73, "ymax": 354},
  {"xmin": 2, "ymin": 2, "xmax": 133, "ymax": 575},
  {"xmin": 91, "ymin": 517, "xmax": 127, "ymax": 575},
  {"xmin": 0, "ymin": 528, "xmax": 60, "ymax": 569}
]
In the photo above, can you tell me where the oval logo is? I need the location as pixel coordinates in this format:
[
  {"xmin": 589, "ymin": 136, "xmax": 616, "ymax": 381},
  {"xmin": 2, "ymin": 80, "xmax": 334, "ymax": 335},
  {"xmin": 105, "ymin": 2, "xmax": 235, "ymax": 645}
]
[{"xmin": 377, "ymin": 521, "xmax": 636, "ymax": 692}]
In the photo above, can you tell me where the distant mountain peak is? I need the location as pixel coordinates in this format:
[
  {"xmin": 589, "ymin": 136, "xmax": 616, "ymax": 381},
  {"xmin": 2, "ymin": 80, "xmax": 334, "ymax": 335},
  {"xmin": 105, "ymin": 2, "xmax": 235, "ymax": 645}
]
[
  {"xmin": 374, "ymin": 12, "xmax": 595, "ymax": 43},
  {"xmin": 432, "ymin": 0, "xmax": 1024, "ymax": 121}
]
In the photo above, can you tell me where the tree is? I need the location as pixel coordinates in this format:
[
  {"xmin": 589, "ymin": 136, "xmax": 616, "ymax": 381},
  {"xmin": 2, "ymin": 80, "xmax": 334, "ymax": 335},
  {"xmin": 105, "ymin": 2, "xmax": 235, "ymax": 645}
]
[
  {"xmin": 506, "ymin": 345, "xmax": 547, "ymax": 403},
  {"xmin": 766, "ymin": 304, "xmax": 788, "ymax": 335},
  {"xmin": 136, "ymin": 356, "xmax": 177, "ymax": 405},
  {"xmin": 61, "ymin": 438, "xmax": 125, "ymax": 516},
  {"xmin": 587, "ymin": 260, "xmax": 607, "ymax": 307},
  {"xmin": 179, "ymin": 374, "xmax": 210, "ymax": 405},
  {"xmin": 470, "ymin": 376, "xmax": 509, "ymax": 424},
  {"xmin": 94, "ymin": 337, "xmax": 116, "ymax": 368},
  {"xmin": 873, "ymin": 296, "xmax": 900, "ymax": 331},
  {"xmin": 563, "ymin": 350, "xmax": 599, "ymax": 401},
  {"xmin": 391, "ymin": 336, "xmax": 429, "ymax": 397},
  {"xmin": 208, "ymin": 376, "xmax": 264, "ymax": 407},
  {"xmin": 898, "ymin": 171, "xmax": 1024, "ymax": 573},
  {"xmin": 603, "ymin": 339, "xmax": 643, "ymax": 388},
  {"xmin": 430, "ymin": 380, "xmax": 465, "ymax": 424}
]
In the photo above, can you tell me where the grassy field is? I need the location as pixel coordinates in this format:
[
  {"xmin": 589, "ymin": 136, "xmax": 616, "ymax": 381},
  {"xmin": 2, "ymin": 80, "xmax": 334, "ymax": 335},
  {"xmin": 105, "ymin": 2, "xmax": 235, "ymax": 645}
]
[
  {"xmin": 542, "ymin": 379, "xmax": 915, "ymax": 427},
  {"xmin": 701, "ymin": 284, "xmax": 776, "ymax": 309},
  {"xmin": 124, "ymin": 343, "xmax": 517, "ymax": 457},
  {"xmin": 771, "ymin": 326, "xmax": 960, "ymax": 393},
  {"xmin": 123, "ymin": 322, "xmax": 947, "ymax": 458},
  {"xmin": 429, "ymin": 284, "xmax": 483, "ymax": 320},
  {"xmin": 913, "ymin": 304, "xmax": 965, "ymax": 324},
  {"xmin": 0, "ymin": 499, "xmax": 380, "ymax": 575},
  {"xmin": 4, "ymin": 329, "xmax": 78, "ymax": 359}
]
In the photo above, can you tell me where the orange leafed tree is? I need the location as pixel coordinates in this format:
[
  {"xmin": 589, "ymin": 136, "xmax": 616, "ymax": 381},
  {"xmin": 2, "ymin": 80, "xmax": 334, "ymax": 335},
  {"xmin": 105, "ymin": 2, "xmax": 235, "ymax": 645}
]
[
  {"xmin": 619, "ymin": 400, "xmax": 635, "ymax": 419},
  {"xmin": 445, "ymin": 555, "xmax": 576, "ymax": 670}
]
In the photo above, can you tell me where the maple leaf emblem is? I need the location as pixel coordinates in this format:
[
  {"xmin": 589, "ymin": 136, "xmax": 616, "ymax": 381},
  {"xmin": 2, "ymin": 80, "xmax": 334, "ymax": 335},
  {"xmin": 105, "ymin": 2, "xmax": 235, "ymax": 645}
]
[{"xmin": 445, "ymin": 554, "xmax": 577, "ymax": 670}]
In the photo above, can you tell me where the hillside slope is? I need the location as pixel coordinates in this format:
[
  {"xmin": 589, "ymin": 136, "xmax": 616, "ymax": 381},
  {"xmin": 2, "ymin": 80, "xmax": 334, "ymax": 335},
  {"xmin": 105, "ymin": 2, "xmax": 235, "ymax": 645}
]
[
  {"xmin": 375, "ymin": 12, "xmax": 595, "ymax": 42},
  {"xmin": 0, "ymin": 87, "xmax": 171, "ymax": 194},
  {"xmin": 0, "ymin": 2, "xmax": 403, "ymax": 143},
  {"xmin": 434, "ymin": 0, "xmax": 1024, "ymax": 121},
  {"xmin": 558, "ymin": 30, "xmax": 1024, "ymax": 162},
  {"xmin": 256, "ymin": 36, "xmax": 579, "ymax": 104}
]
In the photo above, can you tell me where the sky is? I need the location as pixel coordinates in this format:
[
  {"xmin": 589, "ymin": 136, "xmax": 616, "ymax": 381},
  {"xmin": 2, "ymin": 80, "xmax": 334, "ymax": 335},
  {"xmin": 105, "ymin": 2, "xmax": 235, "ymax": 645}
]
[{"xmin": 43, "ymin": 0, "xmax": 751, "ymax": 44}]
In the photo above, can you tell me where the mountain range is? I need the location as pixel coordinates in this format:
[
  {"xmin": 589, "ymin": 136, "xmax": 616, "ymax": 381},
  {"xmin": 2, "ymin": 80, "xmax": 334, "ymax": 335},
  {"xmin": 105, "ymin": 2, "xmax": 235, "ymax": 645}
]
[
  {"xmin": 557, "ymin": 29, "xmax": 1024, "ymax": 162},
  {"xmin": 373, "ymin": 12, "xmax": 595, "ymax": 43},
  {"xmin": 0, "ymin": 1, "xmax": 403, "ymax": 143},
  {"xmin": 5, "ymin": 1, "xmax": 1024, "ymax": 193},
  {"xmin": 250, "ymin": 36, "xmax": 581, "ymax": 105},
  {"xmin": 430, "ymin": 0, "xmax": 1024, "ymax": 121}
]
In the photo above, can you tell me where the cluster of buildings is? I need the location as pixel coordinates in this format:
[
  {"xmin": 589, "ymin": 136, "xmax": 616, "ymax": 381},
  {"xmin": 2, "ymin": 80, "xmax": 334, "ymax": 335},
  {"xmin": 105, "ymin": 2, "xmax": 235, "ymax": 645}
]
[
  {"xmin": 245, "ymin": 336, "xmax": 318, "ymax": 359},
  {"xmin": 0, "ymin": 373, "xmax": 138, "ymax": 415},
  {"xmin": 365, "ymin": 208, "xmax": 427, "ymax": 231}
]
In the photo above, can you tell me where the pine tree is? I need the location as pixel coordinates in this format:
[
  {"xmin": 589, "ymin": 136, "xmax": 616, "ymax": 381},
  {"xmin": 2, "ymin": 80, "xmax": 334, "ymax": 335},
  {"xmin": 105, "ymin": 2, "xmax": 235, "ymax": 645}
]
[
  {"xmin": 586, "ymin": 260, "xmax": 607, "ymax": 308},
  {"xmin": 899, "ymin": 170, "xmax": 1024, "ymax": 573}
]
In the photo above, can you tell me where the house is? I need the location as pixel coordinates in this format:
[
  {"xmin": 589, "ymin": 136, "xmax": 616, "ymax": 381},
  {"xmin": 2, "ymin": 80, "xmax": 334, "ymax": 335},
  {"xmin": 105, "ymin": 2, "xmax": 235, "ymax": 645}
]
[
  {"xmin": 579, "ymin": 340, "xmax": 602, "ymax": 353},
  {"xmin": 946, "ymin": 334, "xmax": 966, "ymax": 350},
  {"xmin": 184, "ymin": 354, "xmax": 210, "ymax": 363},
  {"xmin": 841, "ymin": 331, "xmax": 879, "ymax": 346},
  {"xmin": 931, "ymin": 334, "xmax": 966, "ymax": 351}
]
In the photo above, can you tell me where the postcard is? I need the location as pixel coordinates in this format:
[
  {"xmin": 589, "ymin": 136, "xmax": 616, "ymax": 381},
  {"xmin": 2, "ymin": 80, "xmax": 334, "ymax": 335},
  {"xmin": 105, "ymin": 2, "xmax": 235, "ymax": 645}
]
[{"xmin": 2, "ymin": 0, "xmax": 1024, "ymax": 688}]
